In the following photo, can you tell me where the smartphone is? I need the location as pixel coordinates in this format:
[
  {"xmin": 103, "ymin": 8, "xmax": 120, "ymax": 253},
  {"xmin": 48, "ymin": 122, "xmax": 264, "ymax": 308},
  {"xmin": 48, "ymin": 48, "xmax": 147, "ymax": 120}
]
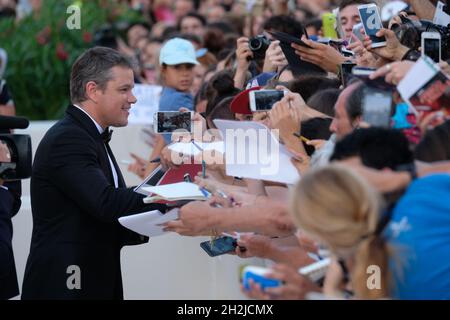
[
  {"xmin": 249, "ymin": 90, "xmax": 286, "ymax": 112},
  {"xmin": 322, "ymin": 13, "xmax": 338, "ymax": 40},
  {"xmin": 352, "ymin": 22, "xmax": 365, "ymax": 42},
  {"xmin": 153, "ymin": 111, "xmax": 193, "ymax": 134},
  {"xmin": 352, "ymin": 66, "xmax": 376, "ymax": 77},
  {"xmin": 352, "ymin": 67, "xmax": 395, "ymax": 91},
  {"xmin": 200, "ymin": 236, "xmax": 237, "ymax": 257},
  {"xmin": 362, "ymin": 88, "xmax": 393, "ymax": 128},
  {"xmin": 358, "ymin": 4, "xmax": 386, "ymax": 48},
  {"xmin": 421, "ymin": 32, "xmax": 441, "ymax": 63},
  {"xmin": 242, "ymin": 266, "xmax": 282, "ymax": 291},
  {"xmin": 299, "ymin": 258, "xmax": 331, "ymax": 284},
  {"xmin": 340, "ymin": 62, "xmax": 357, "ymax": 87}
]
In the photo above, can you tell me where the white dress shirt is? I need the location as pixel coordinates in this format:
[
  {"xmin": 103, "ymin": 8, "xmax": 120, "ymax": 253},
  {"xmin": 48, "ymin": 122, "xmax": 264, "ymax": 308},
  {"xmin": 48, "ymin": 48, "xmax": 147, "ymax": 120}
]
[{"xmin": 73, "ymin": 104, "xmax": 119, "ymax": 188}]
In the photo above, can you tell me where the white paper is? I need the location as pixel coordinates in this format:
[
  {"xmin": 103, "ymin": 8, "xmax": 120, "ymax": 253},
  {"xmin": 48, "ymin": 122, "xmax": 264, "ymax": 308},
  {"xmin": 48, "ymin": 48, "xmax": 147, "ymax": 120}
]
[
  {"xmin": 168, "ymin": 141, "xmax": 225, "ymax": 157},
  {"xmin": 202, "ymin": 141, "xmax": 225, "ymax": 154},
  {"xmin": 118, "ymin": 208, "xmax": 179, "ymax": 237},
  {"xmin": 434, "ymin": 2, "xmax": 450, "ymax": 27},
  {"xmin": 142, "ymin": 182, "xmax": 206, "ymax": 200},
  {"xmin": 169, "ymin": 142, "xmax": 201, "ymax": 157},
  {"xmin": 213, "ymin": 119, "xmax": 300, "ymax": 185},
  {"xmin": 128, "ymin": 84, "xmax": 162, "ymax": 125},
  {"xmin": 397, "ymin": 57, "xmax": 438, "ymax": 101}
]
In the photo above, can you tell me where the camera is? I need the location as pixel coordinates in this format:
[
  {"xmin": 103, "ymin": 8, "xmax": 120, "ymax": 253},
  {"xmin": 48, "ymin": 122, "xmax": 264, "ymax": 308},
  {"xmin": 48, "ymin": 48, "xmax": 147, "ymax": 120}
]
[
  {"xmin": 444, "ymin": 5, "xmax": 450, "ymax": 15},
  {"xmin": 248, "ymin": 35, "xmax": 271, "ymax": 60},
  {"xmin": 153, "ymin": 111, "xmax": 193, "ymax": 134},
  {"xmin": 394, "ymin": 16, "xmax": 450, "ymax": 60},
  {"xmin": 249, "ymin": 90, "xmax": 286, "ymax": 111},
  {"xmin": 0, "ymin": 115, "xmax": 32, "ymax": 180}
]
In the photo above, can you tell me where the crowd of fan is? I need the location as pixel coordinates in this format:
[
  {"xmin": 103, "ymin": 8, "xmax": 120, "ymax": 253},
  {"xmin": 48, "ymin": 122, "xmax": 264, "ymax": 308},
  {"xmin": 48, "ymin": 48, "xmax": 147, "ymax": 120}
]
[{"xmin": 3, "ymin": 0, "xmax": 450, "ymax": 300}]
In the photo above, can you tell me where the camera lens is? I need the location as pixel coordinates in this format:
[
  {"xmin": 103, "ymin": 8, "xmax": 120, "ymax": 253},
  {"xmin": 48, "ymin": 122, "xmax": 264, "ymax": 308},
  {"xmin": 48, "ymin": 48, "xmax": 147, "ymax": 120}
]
[{"xmin": 249, "ymin": 38, "xmax": 262, "ymax": 51}]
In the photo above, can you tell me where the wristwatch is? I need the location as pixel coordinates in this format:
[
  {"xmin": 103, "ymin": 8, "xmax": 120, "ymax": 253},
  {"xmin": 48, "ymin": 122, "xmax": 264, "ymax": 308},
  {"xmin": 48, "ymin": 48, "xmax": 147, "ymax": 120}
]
[{"xmin": 401, "ymin": 49, "xmax": 421, "ymax": 62}]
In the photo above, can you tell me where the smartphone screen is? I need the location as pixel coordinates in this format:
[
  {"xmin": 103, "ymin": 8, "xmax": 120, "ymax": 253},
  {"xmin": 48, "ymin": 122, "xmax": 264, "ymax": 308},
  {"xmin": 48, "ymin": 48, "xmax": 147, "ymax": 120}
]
[
  {"xmin": 250, "ymin": 90, "xmax": 285, "ymax": 111},
  {"xmin": 362, "ymin": 89, "xmax": 392, "ymax": 128},
  {"xmin": 358, "ymin": 5, "xmax": 386, "ymax": 47},
  {"xmin": 352, "ymin": 67, "xmax": 376, "ymax": 77},
  {"xmin": 352, "ymin": 22, "xmax": 364, "ymax": 42},
  {"xmin": 424, "ymin": 38, "xmax": 441, "ymax": 63},
  {"xmin": 155, "ymin": 111, "xmax": 192, "ymax": 134},
  {"xmin": 200, "ymin": 236, "xmax": 237, "ymax": 257}
]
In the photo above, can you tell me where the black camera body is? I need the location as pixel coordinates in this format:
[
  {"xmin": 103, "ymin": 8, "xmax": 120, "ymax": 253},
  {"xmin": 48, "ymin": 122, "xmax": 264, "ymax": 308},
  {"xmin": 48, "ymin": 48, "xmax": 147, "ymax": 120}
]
[
  {"xmin": 443, "ymin": 5, "xmax": 450, "ymax": 16},
  {"xmin": 248, "ymin": 35, "xmax": 271, "ymax": 60},
  {"xmin": 397, "ymin": 17, "xmax": 450, "ymax": 60},
  {"xmin": 0, "ymin": 115, "xmax": 32, "ymax": 180},
  {"xmin": 0, "ymin": 134, "xmax": 32, "ymax": 180}
]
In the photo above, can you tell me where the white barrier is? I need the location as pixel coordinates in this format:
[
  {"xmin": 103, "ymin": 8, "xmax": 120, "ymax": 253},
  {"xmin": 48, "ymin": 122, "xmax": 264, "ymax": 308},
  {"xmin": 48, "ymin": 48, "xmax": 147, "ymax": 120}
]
[{"xmin": 11, "ymin": 121, "xmax": 263, "ymax": 299}]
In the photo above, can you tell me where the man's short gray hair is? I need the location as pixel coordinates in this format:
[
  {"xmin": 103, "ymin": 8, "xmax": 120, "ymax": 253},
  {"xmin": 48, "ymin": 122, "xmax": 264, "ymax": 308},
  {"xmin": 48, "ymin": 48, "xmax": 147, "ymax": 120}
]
[{"xmin": 70, "ymin": 47, "xmax": 134, "ymax": 104}]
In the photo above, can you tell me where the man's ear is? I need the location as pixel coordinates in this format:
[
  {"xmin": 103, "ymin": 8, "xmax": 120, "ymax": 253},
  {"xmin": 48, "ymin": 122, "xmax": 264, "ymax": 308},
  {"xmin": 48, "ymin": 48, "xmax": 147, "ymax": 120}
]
[
  {"xmin": 353, "ymin": 115, "xmax": 362, "ymax": 128},
  {"xmin": 85, "ymin": 81, "xmax": 99, "ymax": 103}
]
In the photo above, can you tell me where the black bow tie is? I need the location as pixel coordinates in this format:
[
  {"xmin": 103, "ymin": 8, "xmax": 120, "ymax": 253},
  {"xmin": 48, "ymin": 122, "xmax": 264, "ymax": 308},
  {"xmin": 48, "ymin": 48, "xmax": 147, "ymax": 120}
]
[{"xmin": 101, "ymin": 127, "xmax": 113, "ymax": 144}]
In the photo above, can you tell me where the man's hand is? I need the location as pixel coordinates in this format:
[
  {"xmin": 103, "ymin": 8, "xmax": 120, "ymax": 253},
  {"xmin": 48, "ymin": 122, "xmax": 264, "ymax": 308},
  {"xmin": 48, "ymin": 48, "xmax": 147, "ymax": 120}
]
[
  {"xmin": 160, "ymin": 145, "xmax": 185, "ymax": 170},
  {"xmin": 440, "ymin": 61, "xmax": 450, "ymax": 76},
  {"xmin": 370, "ymin": 61, "xmax": 415, "ymax": 85},
  {"xmin": 363, "ymin": 28, "xmax": 409, "ymax": 62},
  {"xmin": 235, "ymin": 234, "xmax": 272, "ymax": 259},
  {"xmin": 305, "ymin": 139, "xmax": 327, "ymax": 150},
  {"xmin": 269, "ymin": 94, "xmax": 302, "ymax": 145},
  {"xmin": 242, "ymin": 264, "xmax": 318, "ymax": 300},
  {"xmin": 264, "ymin": 40, "xmax": 288, "ymax": 72},
  {"xmin": 292, "ymin": 39, "xmax": 347, "ymax": 74},
  {"xmin": 163, "ymin": 200, "xmax": 217, "ymax": 236},
  {"xmin": 234, "ymin": 37, "xmax": 253, "ymax": 89},
  {"xmin": 128, "ymin": 153, "xmax": 148, "ymax": 178},
  {"xmin": 236, "ymin": 37, "xmax": 253, "ymax": 71},
  {"xmin": 348, "ymin": 35, "xmax": 379, "ymax": 68},
  {"xmin": 141, "ymin": 127, "xmax": 162, "ymax": 149}
]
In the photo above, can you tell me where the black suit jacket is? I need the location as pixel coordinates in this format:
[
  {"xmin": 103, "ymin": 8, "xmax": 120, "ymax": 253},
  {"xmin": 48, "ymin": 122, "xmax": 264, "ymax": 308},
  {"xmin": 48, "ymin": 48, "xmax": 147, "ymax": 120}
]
[
  {"xmin": 0, "ymin": 187, "xmax": 19, "ymax": 300},
  {"xmin": 22, "ymin": 105, "xmax": 164, "ymax": 300}
]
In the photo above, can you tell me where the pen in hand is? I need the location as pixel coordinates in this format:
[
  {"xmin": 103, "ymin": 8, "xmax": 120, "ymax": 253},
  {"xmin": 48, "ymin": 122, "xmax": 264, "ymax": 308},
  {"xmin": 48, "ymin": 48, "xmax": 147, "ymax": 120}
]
[{"xmin": 293, "ymin": 133, "xmax": 310, "ymax": 144}]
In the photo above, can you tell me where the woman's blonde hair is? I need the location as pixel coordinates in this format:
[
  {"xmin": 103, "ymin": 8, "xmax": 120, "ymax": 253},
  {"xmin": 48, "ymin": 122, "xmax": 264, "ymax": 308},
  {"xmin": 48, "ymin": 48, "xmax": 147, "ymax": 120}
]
[{"xmin": 290, "ymin": 164, "xmax": 390, "ymax": 299}]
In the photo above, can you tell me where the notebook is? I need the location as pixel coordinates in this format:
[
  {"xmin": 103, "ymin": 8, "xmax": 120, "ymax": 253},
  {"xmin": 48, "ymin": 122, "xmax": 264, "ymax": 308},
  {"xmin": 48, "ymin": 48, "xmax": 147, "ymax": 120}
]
[
  {"xmin": 118, "ymin": 208, "xmax": 179, "ymax": 237},
  {"xmin": 142, "ymin": 182, "xmax": 209, "ymax": 203},
  {"xmin": 269, "ymin": 30, "xmax": 326, "ymax": 76}
]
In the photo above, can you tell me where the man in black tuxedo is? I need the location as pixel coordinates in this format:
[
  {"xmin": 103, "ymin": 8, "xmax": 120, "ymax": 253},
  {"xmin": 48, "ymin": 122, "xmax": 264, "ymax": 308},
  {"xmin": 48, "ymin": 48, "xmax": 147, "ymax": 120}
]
[{"xmin": 22, "ymin": 47, "xmax": 165, "ymax": 300}]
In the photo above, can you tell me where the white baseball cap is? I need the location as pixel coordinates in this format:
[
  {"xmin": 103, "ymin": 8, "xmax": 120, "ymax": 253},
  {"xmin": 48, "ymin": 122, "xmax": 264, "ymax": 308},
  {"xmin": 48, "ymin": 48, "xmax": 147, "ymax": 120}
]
[{"xmin": 159, "ymin": 38, "xmax": 199, "ymax": 66}]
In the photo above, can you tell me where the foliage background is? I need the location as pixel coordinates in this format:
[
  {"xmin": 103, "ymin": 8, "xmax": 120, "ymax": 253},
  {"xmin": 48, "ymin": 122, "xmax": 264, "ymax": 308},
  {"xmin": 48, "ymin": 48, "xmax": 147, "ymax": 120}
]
[{"xmin": 0, "ymin": 0, "xmax": 142, "ymax": 120}]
